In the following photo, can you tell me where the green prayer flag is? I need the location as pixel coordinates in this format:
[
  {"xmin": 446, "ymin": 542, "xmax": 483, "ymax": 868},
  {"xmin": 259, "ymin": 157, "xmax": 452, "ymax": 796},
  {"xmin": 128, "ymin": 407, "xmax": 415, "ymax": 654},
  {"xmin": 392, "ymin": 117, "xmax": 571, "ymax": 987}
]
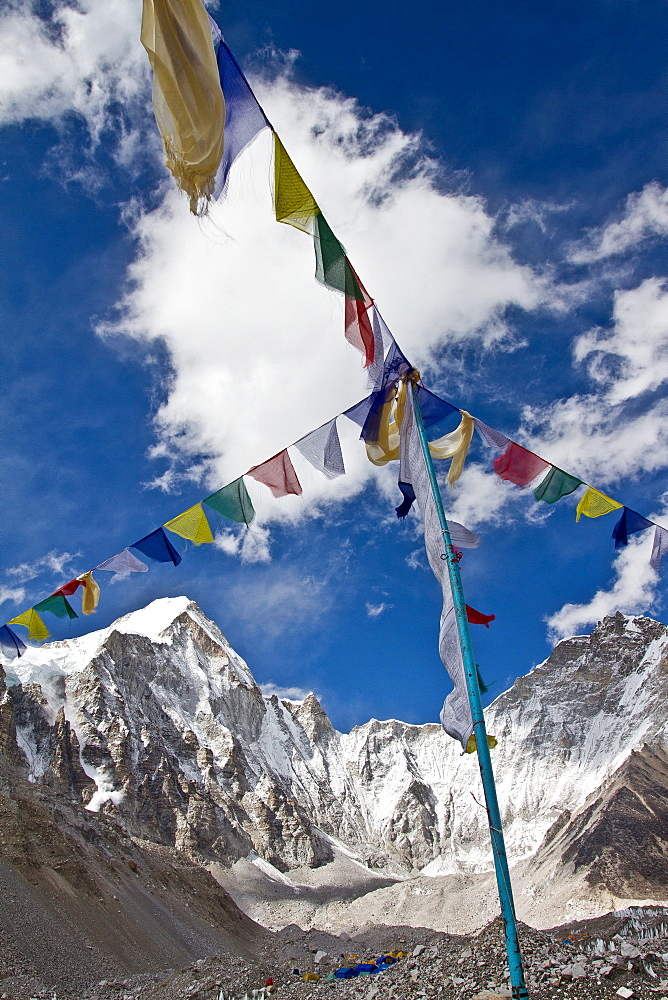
[
  {"xmin": 203, "ymin": 477, "xmax": 255, "ymax": 526},
  {"xmin": 34, "ymin": 594, "xmax": 78, "ymax": 620},
  {"xmin": 314, "ymin": 215, "xmax": 364, "ymax": 300},
  {"xmin": 533, "ymin": 466, "xmax": 583, "ymax": 505}
]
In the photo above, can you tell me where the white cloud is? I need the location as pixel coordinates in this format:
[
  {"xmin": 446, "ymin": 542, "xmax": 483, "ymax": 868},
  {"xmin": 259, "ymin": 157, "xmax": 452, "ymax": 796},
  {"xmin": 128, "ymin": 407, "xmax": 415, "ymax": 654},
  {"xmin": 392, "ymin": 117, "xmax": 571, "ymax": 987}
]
[
  {"xmin": 5, "ymin": 550, "xmax": 80, "ymax": 584},
  {"xmin": 574, "ymin": 278, "xmax": 668, "ymax": 404},
  {"xmin": 569, "ymin": 182, "xmax": 668, "ymax": 263},
  {"xmin": 259, "ymin": 682, "xmax": 315, "ymax": 702},
  {"xmin": 365, "ymin": 601, "xmax": 392, "ymax": 617},
  {"xmin": 224, "ymin": 566, "xmax": 331, "ymax": 639},
  {"xmin": 0, "ymin": 1, "xmax": 148, "ymax": 145},
  {"xmin": 97, "ymin": 70, "xmax": 558, "ymax": 557},
  {"xmin": 0, "ymin": 586, "xmax": 25, "ymax": 607},
  {"xmin": 546, "ymin": 527, "xmax": 663, "ymax": 640}
]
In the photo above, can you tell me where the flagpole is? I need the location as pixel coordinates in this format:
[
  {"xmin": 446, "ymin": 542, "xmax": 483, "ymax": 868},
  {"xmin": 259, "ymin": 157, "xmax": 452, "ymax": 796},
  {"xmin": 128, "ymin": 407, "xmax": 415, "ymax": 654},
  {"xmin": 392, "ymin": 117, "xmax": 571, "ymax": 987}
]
[{"xmin": 410, "ymin": 379, "xmax": 529, "ymax": 1000}]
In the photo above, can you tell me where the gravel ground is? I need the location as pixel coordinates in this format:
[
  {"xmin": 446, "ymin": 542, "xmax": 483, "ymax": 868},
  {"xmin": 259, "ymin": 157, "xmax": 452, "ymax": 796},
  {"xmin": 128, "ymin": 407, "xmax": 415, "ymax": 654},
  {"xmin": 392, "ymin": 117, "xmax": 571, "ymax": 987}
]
[{"xmin": 1, "ymin": 910, "xmax": 659, "ymax": 1000}]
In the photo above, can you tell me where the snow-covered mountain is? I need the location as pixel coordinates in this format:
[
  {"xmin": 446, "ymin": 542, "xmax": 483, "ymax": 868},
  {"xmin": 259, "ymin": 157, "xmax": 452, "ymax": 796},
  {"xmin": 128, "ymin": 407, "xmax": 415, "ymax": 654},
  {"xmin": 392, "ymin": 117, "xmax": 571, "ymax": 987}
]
[{"xmin": 3, "ymin": 597, "xmax": 668, "ymax": 927}]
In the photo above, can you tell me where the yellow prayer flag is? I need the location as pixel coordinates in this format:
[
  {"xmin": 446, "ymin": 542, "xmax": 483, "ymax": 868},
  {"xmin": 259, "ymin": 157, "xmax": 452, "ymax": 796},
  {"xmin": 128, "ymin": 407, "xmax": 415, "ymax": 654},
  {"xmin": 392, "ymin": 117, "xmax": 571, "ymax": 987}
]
[
  {"xmin": 164, "ymin": 503, "xmax": 215, "ymax": 545},
  {"xmin": 8, "ymin": 609, "xmax": 50, "ymax": 642},
  {"xmin": 465, "ymin": 733, "xmax": 498, "ymax": 754},
  {"xmin": 575, "ymin": 487, "xmax": 623, "ymax": 522},
  {"xmin": 365, "ymin": 382, "xmax": 408, "ymax": 466},
  {"xmin": 273, "ymin": 135, "xmax": 320, "ymax": 233},
  {"xmin": 141, "ymin": 0, "xmax": 225, "ymax": 215},
  {"xmin": 76, "ymin": 571, "xmax": 101, "ymax": 615},
  {"xmin": 428, "ymin": 410, "xmax": 475, "ymax": 486}
]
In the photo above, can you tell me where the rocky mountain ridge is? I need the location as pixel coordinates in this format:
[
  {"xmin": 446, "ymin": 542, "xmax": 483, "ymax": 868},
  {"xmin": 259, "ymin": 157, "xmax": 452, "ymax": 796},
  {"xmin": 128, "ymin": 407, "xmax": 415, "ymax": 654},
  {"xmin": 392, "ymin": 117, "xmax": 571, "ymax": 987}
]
[{"xmin": 3, "ymin": 597, "xmax": 668, "ymax": 931}]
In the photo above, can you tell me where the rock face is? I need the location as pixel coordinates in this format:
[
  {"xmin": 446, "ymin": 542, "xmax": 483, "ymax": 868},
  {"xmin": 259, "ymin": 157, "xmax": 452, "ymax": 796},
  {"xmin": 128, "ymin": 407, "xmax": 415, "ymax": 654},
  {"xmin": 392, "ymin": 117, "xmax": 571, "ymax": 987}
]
[{"xmin": 5, "ymin": 599, "xmax": 668, "ymax": 923}]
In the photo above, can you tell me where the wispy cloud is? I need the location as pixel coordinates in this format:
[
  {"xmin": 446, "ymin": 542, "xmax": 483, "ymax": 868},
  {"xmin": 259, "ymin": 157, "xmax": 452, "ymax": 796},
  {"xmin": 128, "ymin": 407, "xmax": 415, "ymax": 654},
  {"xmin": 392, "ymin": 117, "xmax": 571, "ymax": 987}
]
[
  {"xmin": 260, "ymin": 682, "xmax": 315, "ymax": 702},
  {"xmin": 568, "ymin": 182, "xmax": 668, "ymax": 264},
  {"xmin": 0, "ymin": 585, "xmax": 25, "ymax": 607},
  {"xmin": 366, "ymin": 601, "xmax": 392, "ymax": 617},
  {"xmin": 5, "ymin": 550, "xmax": 80, "ymax": 584}
]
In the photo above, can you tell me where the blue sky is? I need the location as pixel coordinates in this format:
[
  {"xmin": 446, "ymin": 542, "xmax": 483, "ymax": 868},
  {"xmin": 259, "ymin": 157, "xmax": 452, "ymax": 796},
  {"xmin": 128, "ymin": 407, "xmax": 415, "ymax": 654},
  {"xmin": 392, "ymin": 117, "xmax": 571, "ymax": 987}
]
[{"xmin": 2, "ymin": 0, "xmax": 668, "ymax": 731}]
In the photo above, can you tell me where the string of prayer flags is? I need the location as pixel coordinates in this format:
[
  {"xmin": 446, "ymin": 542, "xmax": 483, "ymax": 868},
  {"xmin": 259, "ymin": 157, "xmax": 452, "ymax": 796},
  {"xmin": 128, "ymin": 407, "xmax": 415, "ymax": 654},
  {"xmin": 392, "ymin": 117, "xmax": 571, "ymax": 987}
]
[
  {"xmin": 8, "ymin": 609, "xmax": 49, "ymax": 643},
  {"xmin": 76, "ymin": 572, "xmax": 100, "ymax": 615},
  {"xmin": 474, "ymin": 417, "xmax": 510, "ymax": 452},
  {"xmin": 294, "ymin": 420, "xmax": 345, "ymax": 479},
  {"xmin": 650, "ymin": 526, "xmax": 668, "ymax": 571},
  {"xmin": 611, "ymin": 508, "xmax": 654, "ymax": 549},
  {"xmin": 494, "ymin": 441, "xmax": 550, "ymax": 488},
  {"xmin": 466, "ymin": 605, "xmax": 496, "ymax": 628},
  {"xmin": 533, "ymin": 466, "xmax": 583, "ymax": 505},
  {"xmin": 213, "ymin": 36, "xmax": 270, "ymax": 200},
  {"xmin": 34, "ymin": 594, "xmax": 78, "ymax": 620},
  {"xmin": 0, "ymin": 625, "xmax": 26, "ymax": 658},
  {"xmin": 344, "ymin": 262, "xmax": 374, "ymax": 367},
  {"xmin": 164, "ymin": 503, "xmax": 215, "ymax": 545},
  {"xmin": 274, "ymin": 135, "xmax": 320, "ymax": 233},
  {"xmin": 131, "ymin": 527, "xmax": 183, "ymax": 566},
  {"xmin": 398, "ymin": 385, "xmax": 473, "ymax": 749},
  {"xmin": 575, "ymin": 487, "xmax": 623, "ymax": 522},
  {"xmin": 96, "ymin": 549, "xmax": 149, "ymax": 574},
  {"xmin": 428, "ymin": 411, "xmax": 475, "ymax": 487},
  {"xmin": 247, "ymin": 450, "xmax": 302, "ymax": 498},
  {"xmin": 140, "ymin": 0, "xmax": 225, "ymax": 216},
  {"xmin": 204, "ymin": 478, "xmax": 255, "ymax": 525}
]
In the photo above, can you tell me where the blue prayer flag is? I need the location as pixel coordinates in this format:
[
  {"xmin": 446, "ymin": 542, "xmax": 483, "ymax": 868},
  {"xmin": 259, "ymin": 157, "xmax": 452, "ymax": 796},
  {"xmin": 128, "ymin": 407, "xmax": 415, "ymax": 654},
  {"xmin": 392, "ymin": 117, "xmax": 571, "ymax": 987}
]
[
  {"xmin": 212, "ymin": 38, "xmax": 271, "ymax": 199},
  {"xmin": 0, "ymin": 624, "xmax": 26, "ymax": 658},
  {"xmin": 612, "ymin": 507, "xmax": 654, "ymax": 549},
  {"xmin": 131, "ymin": 527, "xmax": 182, "ymax": 566}
]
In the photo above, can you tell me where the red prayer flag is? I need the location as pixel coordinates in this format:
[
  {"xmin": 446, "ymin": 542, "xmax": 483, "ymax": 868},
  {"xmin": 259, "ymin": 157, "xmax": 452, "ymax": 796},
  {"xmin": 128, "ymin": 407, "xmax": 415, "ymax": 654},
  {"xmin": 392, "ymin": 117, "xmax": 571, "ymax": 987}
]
[
  {"xmin": 466, "ymin": 605, "xmax": 496, "ymax": 628},
  {"xmin": 344, "ymin": 260, "xmax": 374, "ymax": 367},
  {"xmin": 52, "ymin": 578, "xmax": 83, "ymax": 597},
  {"xmin": 247, "ymin": 450, "xmax": 302, "ymax": 498},
  {"xmin": 493, "ymin": 441, "xmax": 549, "ymax": 487}
]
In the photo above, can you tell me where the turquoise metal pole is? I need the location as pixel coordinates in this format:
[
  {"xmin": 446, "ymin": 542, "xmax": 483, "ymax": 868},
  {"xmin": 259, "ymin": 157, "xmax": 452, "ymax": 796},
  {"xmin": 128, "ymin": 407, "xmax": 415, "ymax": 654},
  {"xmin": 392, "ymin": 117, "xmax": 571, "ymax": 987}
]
[{"xmin": 410, "ymin": 380, "xmax": 529, "ymax": 1000}]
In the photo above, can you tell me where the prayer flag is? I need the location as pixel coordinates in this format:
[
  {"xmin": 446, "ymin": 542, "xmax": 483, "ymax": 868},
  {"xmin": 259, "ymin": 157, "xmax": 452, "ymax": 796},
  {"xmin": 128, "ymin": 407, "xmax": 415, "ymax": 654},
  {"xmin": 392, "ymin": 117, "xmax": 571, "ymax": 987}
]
[
  {"xmin": 611, "ymin": 508, "xmax": 653, "ymax": 549},
  {"xmin": 494, "ymin": 441, "xmax": 550, "ymax": 488},
  {"xmin": 533, "ymin": 466, "xmax": 583, "ymax": 504},
  {"xmin": 204, "ymin": 478, "xmax": 255, "ymax": 525},
  {"xmin": 314, "ymin": 215, "xmax": 364, "ymax": 298},
  {"xmin": 365, "ymin": 381, "xmax": 407, "ymax": 465},
  {"xmin": 466, "ymin": 605, "xmax": 495, "ymax": 628},
  {"xmin": 140, "ymin": 0, "xmax": 225, "ymax": 215},
  {"xmin": 343, "ymin": 394, "xmax": 375, "ymax": 429},
  {"xmin": 273, "ymin": 135, "xmax": 320, "ymax": 233},
  {"xmin": 416, "ymin": 387, "xmax": 459, "ymax": 435},
  {"xmin": 474, "ymin": 417, "xmax": 510, "ymax": 452},
  {"xmin": 131, "ymin": 527, "xmax": 183, "ymax": 566},
  {"xmin": 53, "ymin": 579, "xmax": 82, "ymax": 597},
  {"xmin": 247, "ymin": 450, "xmax": 302, "ymax": 497},
  {"xmin": 76, "ymin": 572, "xmax": 100, "ymax": 615},
  {"xmin": 575, "ymin": 487, "xmax": 623, "ymax": 522},
  {"xmin": 294, "ymin": 419, "xmax": 345, "ymax": 479},
  {"xmin": 428, "ymin": 411, "xmax": 475, "ymax": 486},
  {"xmin": 344, "ymin": 262, "xmax": 374, "ymax": 366},
  {"xmin": 650, "ymin": 525, "xmax": 668, "ymax": 571},
  {"xmin": 398, "ymin": 389, "xmax": 473, "ymax": 748},
  {"xmin": 0, "ymin": 625, "xmax": 25, "ymax": 658},
  {"xmin": 395, "ymin": 481, "xmax": 416, "ymax": 518},
  {"xmin": 367, "ymin": 310, "xmax": 394, "ymax": 391},
  {"xmin": 8, "ymin": 609, "xmax": 49, "ymax": 643},
  {"xmin": 164, "ymin": 503, "xmax": 215, "ymax": 545},
  {"xmin": 96, "ymin": 549, "xmax": 149, "ymax": 574},
  {"xmin": 34, "ymin": 594, "xmax": 78, "ymax": 620},
  {"xmin": 213, "ymin": 36, "xmax": 270, "ymax": 199},
  {"xmin": 449, "ymin": 521, "xmax": 481, "ymax": 549}
]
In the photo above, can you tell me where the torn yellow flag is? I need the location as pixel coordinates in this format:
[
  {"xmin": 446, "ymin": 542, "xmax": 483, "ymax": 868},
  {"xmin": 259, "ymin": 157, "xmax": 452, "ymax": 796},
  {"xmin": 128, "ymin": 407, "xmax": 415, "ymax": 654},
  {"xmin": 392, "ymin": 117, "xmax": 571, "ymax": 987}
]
[
  {"xmin": 76, "ymin": 572, "xmax": 101, "ymax": 615},
  {"xmin": 8, "ymin": 609, "xmax": 50, "ymax": 642},
  {"xmin": 141, "ymin": 0, "xmax": 225, "ymax": 215},
  {"xmin": 164, "ymin": 503, "xmax": 215, "ymax": 545},
  {"xmin": 575, "ymin": 487, "xmax": 623, "ymax": 522},
  {"xmin": 365, "ymin": 382, "xmax": 408, "ymax": 465},
  {"xmin": 273, "ymin": 134, "xmax": 320, "ymax": 233},
  {"xmin": 428, "ymin": 410, "xmax": 475, "ymax": 486},
  {"xmin": 465, "ymin": 733, "xmax": 498, "ymax": 754}
]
